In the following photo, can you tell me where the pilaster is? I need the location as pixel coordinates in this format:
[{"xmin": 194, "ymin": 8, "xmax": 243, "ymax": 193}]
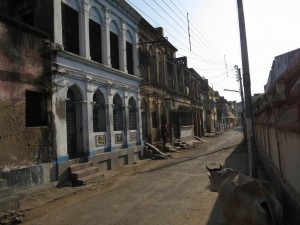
[
  {"xmin": 80, "ymin": 0, "xmax": 91, "ymax": 59},
  {"xmin": 102, "ymin": 6, "xmax": 111, "ymax": 66},
  {"xmin": 86, "ymin": 79, "xmax": 94, "ymax": 153},
  {"xmin": 119, "ymin": 19, "xmax": 127, "ymax": 73},
  {"xmin": 106, "ymin": 82, "xmax": 114, "ymax": 151},
  {"xmin": 53, "ymin": 0, "xmax": 63, "ymax": 45},
  {"xmin": 133, "ymin": 30, "xmax": 139, "ymax": 76},
  {"xmin": 136, "ymin": 92, "xmax": 144, "ymax": 145},
  {"xmin": 124, "ymin": 90, "xmax": 129, "ymax": 148}
]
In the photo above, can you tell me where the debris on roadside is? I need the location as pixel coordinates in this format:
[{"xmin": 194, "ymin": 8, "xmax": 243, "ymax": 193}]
[{"xmin": 0, "ymin": 210, "xmax": 25, "ymax": 225}]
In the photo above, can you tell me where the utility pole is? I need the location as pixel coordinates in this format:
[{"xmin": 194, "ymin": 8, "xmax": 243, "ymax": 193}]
[
  {"xmin": 235, "ymin": 65, "xmax": 247, "ymax": 143},
  {"xmin": 237, "ymin": 0, "xmax": 257, "ymax": 178}
]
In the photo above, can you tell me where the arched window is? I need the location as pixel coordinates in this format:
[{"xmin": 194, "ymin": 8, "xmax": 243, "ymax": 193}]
[
  {"xmin": 110, "ymin": 21, "xmax": 120, "ymax": 70},
  {"xmin": 89, "ymin": 7, "xmax": 102, "ymax": 63},
  {"xmin": 113, "ymin": 94, "xmax": 123, "ymax": 131},
  {"xmin": 126, "ymin": 31, "xmax": 134, "ymax": 75},
  {"xmin": 62, "ymin": 2, "xmax": 79, "ymax": 55},
  {"xmin": 93, "ymin": 90, "xmax": 106, "ymax": 132},
  {"xmin": 128, "ymin": 97, "xmax": 137, "ymax": 130}
]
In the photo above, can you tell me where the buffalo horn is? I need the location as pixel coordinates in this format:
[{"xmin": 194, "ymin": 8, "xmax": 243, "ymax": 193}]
[
  {"xmin": 206, "ymin": 165, "xmax": 212, "ymax": 172},
  {"xmin": 218, "ymin": 164, "xmax": 222, "ymax": 170}
]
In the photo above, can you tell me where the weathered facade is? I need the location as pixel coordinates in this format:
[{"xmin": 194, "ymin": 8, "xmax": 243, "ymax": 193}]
[
  {"xmin": 138, "ymin": 21, "xmax": 205, "ymax": 147},
  {"xmin": 0, "ymin": 0, "xmax": 227, "ymax": 192},
  {"xmin": 0, "ymin": 0, "xmax": 145, "ymax": 187},
  {"xmin": 254, "ymin": 50, "xmax": 300, "ymax": 223},
  {"xmin": 0, "ymin": 13, "xmax": 53, "ymax": 191}
]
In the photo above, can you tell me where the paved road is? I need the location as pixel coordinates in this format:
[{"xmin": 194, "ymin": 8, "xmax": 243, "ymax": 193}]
[{"xmin": 23, "ymin": 129, "xmax": 246, "ymax": 225}]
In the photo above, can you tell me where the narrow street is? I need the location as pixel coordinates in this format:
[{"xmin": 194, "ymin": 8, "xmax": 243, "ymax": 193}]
[{"xmin": 22, "ymin": 129, "xmax": 246, "ymax": 225}]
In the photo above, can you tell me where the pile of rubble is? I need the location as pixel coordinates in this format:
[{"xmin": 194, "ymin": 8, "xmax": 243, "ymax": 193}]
[{"xmin": 0, "ymin": 210, "xmax": 25, "ymax": 225}]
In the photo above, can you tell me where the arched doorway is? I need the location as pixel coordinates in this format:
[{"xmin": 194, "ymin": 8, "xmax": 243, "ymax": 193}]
[{"xmin": 66, "ymin": 85, "xmax": 83, "ymax": 159}]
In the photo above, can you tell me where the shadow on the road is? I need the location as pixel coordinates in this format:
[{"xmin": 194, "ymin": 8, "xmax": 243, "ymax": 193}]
[{"xmin": 206, "ymin": 141, "xmax": 248, "ymax": 225}]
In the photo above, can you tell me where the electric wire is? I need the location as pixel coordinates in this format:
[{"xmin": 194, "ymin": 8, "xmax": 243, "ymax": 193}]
[
  {"xmin": 64, "ymin": 0, "xmax": 239, "ymax": 96},
  {"xmin": 127, "ymin": 0, "xmax": 227, "ymax": 67},
  {"xmin": 171, "ymin": 0, "xmax": 234, "ymax": 66},
  {"xmin": 145, "ymin": 0, "xmax": 231, "ymax": 69},
  {"xmin": 136, "ymin": 0, "xmax": 227, "ymax": 69}
]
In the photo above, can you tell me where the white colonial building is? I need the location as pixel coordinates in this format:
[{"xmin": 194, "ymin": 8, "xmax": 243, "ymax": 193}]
[{"xmin": 50, "ymin": 0, "xmax": 145, "ymax": 182}]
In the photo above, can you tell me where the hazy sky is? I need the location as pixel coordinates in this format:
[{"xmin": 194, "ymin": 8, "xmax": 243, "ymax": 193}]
[{"xmin": 126, "ymin": 0, "xmax": 300, "ymax": 102}]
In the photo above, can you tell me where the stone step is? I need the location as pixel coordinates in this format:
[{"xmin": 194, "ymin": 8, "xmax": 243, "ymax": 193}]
[
  {"xmin": 71, "ymin": 167, "xmax": 99, "ymax": 180},
  {"xmin": 76, "ymin": 172, "xmax": 104, "ymax": 186},
  {"xmin": 0, "ymin": 187, "xmax": 12, "ymax": 200},
  {"xmin": 69, "ymin": 162, "xmax": 94, "ymax": 173},
  {"xmin": 0, "ymin": 196, "xmax": 19, "ymax": 212}
]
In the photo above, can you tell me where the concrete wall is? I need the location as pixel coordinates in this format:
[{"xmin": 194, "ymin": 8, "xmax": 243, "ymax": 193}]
[
  {"xmin": 255, "ymin": 106, "xmax": 300, "ymax": 190},
  {"xmin": 254, "ymin": 59, "xmax": 300, "ymax": 223}
]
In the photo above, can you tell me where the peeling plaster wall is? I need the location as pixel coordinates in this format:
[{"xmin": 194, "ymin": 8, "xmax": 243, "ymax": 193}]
[{"xmin": 0, "ymin": 16, "xmax": 52, "ymax": 173}]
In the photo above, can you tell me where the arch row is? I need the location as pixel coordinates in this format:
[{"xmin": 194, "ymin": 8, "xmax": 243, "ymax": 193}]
[{"xmin": 63, "ymin": 84, "xmax": 141, "ymax": 159}]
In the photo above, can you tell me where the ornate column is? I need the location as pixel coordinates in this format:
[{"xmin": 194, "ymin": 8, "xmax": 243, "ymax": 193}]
[
  {"xmin": 102, "ymin": 6, "xmax": 110, "ymax": 66},
  {"xmin": 106, "ymin": 82, "xmax": 114, "ymax": 151},
  {"xmin": 79, "ymin": 0, "xmax": 90, "ymax": 58},
  {"xmin": 53, "ymin": 0, "xmax": 63, "ymax": 45},
  {"xmin": 123, "ymin": 88, "xmax": 129, "ymax": 148},
  {"xmin": 133, "ymin": 29, "xmax": 139, "ymax": 76},
  {"xmin": 157, "ymin": 99, "xmax": 162, "ymax": 141},
  {"xmin": 136, "ymin": 91, "xmax": 144, "ymax": 145},
  {"xmin": 119, "ymin": 19, "xmax": 127, "ymax": 73},
  {"xmin": 86, "ymin": 78, "xmax": 95, "ymax": 155}
]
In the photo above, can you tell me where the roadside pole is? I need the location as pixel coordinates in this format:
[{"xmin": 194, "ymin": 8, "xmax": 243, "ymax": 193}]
[
  {"xmin": 235, "ymin": 66, "xmax": 247, "ymax": 143},
  {"xmin": 237, "ymin": 0, "xmax": 257, "ymax": 178}
]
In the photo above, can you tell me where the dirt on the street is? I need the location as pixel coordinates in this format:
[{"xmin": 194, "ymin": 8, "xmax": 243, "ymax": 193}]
[{"xmin": 20, "ymin": 128, "xmax": 247, "ymax": 225}]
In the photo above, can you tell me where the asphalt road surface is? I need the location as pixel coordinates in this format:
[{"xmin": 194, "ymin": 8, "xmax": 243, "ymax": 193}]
[{"xmin": 23, "ymin": 128, "xmax": 246, "ymax": 225}]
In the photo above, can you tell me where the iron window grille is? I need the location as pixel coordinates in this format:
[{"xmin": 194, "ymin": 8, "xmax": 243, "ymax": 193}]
[{"xmin": 93, "ymin": 92, "xmax": 106, "ymax": 132}]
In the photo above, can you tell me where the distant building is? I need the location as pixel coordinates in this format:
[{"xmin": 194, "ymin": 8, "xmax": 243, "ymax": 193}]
[{"xmin": 265, "ymin": 48, "xmax": 300, "ymax": 92}]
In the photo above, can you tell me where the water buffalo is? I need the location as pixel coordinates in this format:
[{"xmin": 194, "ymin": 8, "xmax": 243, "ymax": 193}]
[{"xmin": 206, "ymin": 164, "xmax": 283, "ymax": 225}]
